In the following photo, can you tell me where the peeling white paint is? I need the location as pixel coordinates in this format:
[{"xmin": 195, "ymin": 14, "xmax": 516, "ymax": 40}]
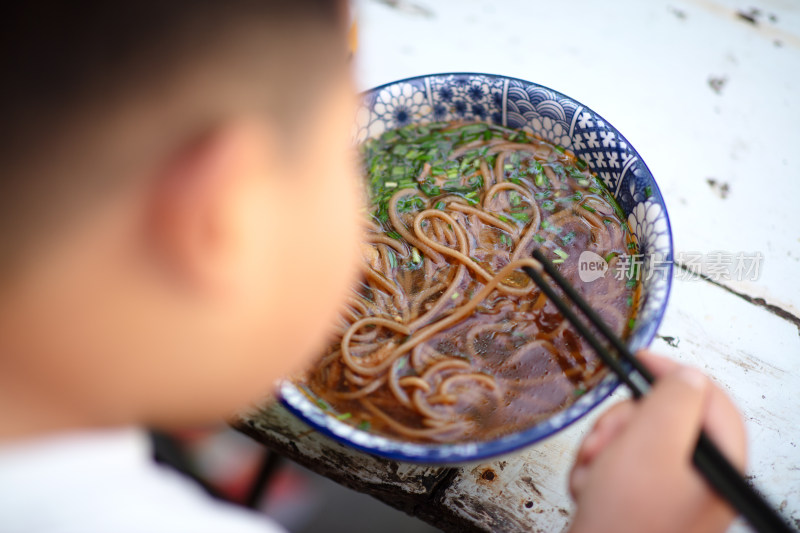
[{"xmin": 239, "ymin": 0, "xmax": 800, "ymax": 530}]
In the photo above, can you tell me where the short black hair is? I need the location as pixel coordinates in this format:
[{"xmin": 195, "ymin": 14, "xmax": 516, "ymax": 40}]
[{"xmin": 0, "ymin": 1, "xmax": 347, "ymax": 266}]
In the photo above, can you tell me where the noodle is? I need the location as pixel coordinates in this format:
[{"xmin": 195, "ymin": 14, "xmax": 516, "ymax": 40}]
[
  {"xmin": 388, "ymin": 190, "xmax": 445, "ymax": 265},
  {"xmin": 301, "ymin": 121, "xmax": 640, "ymax": 443}
]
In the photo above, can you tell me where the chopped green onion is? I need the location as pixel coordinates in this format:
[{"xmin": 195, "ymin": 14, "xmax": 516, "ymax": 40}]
[
  {"xmin": 497, "ymin": 214, "xmax": 511, "ymax": 223},
  {"xmin": 336, "ymin": 412, "xmax": 352, "ymax": 421},
  {"xmin": 605, "ymin": 192, "xmax": 627, "ymax": 221},
  {"xmin": 435, "ymin": 201, "xmax": 445, "ymax": 210},
  {"xmin": 575, "ymin": 158, "xmax": 588, "ymax": 170},
  {"xmin": 387, "ymin": 250, "xmax": 398, "ymax": 269},
  {"xmin": 604, "ymin": 252, "xmax": 618, "ymax": 263},
  {"xmin": 510, "ymin": 212, "xmax": 530, "ymax": 223},
  {"xmin": 582, "ymin": 204, "xmax": 597, "ymax": 213},
  {"xmin": 357, "ymin": 421, "xmax": 371, "ymax": 431},
  {"xmin": 542, "ymin": 200, "xmax": 556, "ymax": 211},
  {"xmin": 458, "ymin": 123, "xmax": 489, "ymax": 135},
  {"xmin": 419, "ymin": 180, "xmax": 440, "ymax": 196},
  {"xmin": 451, "ymin": 292, "xmax": 460, "ymax": 300},
  {"xmin": 500, "ymin": 234, "xmax": 512, "ymax": 246},
  {"xmin": 628, "ymin": 318, "xmax": 636, "ymax": 330},
  {"xmin": 554, "ymin": 144, "xmax": 566, "ymax": 154},
  {"xmin": 385, "ymin": 181, "xmax": 398, "ymax": 188},
  {"xmin": 386, "ymin": 230, "xmax": 402, "ymax": 240},
  {"xmin": 316, "ymin": 398, "xmax": 329, "ymax": 410},
  {"xmin": 554, "ymin": 248, "xmax": 569, "ymax": 260},
  {"xmin": 533, "ymin": 234, "xmax": 546, "ymax": 243},
  {"xmin": 411, "ymin": 248, "xmax": 422, "ymax": 264},
  {"xmin": 561, "ymin": 231, "xmax": 576, "ymax": 245}
]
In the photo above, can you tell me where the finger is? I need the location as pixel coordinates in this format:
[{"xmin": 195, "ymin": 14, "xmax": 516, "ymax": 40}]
[
  {"xmin": 700, "ymin": 384, "xmax": 748, "ymax": 471},
  {"xmin": 575, "ymin": 400, "xmax": 636, "ymax": 468},
  {"xmin": 635, "ymin": 349, "xmax": 680, "ymax": 377},
  {"xmin": 620, "ymin": 365, "xmax": 710, "ymax": 462},
  {"xmin": 569, "ymin": 463, "xmax": 589, "ymax": 501},
  {"xmin": 637, "ymin": 350, "xmax": 747, "ymax": 470},
  {"xmin": 570, "ymin": 401, "xmax": 636, "ymax": 500}
]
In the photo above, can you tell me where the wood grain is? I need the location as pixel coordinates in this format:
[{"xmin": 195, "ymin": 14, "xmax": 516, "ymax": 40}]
[{"xmin": 237, "ymin": 0, "xmax": 800, "ymax": 530}]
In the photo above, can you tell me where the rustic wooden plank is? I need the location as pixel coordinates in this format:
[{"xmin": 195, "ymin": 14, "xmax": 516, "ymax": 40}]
[
  {"xmin": 649, "ymin": 273, "xmax": 800, "ymax": 532},
  {"xmin": 235, "ymin": 2, "xmax": 800, "ymax": 529},
  {"xmin": 236, "ymin": 270, "xmax": 800, "ymax": 532},
  {"xmin": 354, "ymin": 0, "xmax": 800, "ymax": 318},
  {"xmin": 233, "ymin": 398, "xmax": 603, "ymax": 533},
  {"xmin": 234, "ymin": 403, "xmax": 448, "ymax": 496},
  {"xmin": 435, "ymin": 407, "xmax": 619, "ymax": 533},
  {"xmin": 234, "ymin": 404, "xmax": 471, "ymax": 532}
]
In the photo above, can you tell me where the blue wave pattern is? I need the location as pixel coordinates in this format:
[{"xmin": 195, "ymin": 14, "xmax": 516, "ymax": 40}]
[{"xmin": 292, "ymin": 73, "xmax": 673, "ymax": 462}]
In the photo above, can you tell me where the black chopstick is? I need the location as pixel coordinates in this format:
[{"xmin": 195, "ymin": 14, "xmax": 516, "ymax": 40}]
[{"xmin": 523, "ymin": 248, "xmax": 794, "ymax": 533}]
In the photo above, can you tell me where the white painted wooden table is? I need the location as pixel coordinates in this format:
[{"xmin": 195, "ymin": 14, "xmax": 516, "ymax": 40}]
[{"xmin": 239, "ymin": 1, "xmax": 800, "ymax": 531}]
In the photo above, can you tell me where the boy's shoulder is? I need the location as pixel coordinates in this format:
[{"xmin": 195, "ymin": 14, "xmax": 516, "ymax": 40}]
[{"xmin": 0, "ymin": 428, "xmax": 283, "ymax": 533}]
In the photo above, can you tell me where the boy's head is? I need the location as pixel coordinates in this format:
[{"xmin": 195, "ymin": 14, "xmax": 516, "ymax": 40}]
[{"xmin": 0, "ymin": 1, "xmax": 362, "ymax": 435}]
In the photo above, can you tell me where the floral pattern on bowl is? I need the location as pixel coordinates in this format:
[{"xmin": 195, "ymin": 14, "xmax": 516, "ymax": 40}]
[{"xmin": 282, "ymin": 73, "xmax": 673, "ymax": 463}]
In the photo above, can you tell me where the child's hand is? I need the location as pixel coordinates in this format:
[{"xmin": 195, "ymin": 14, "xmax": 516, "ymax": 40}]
[{"xmin": 568, "ymin": 351, "xmax": 747, "ymax": 533}]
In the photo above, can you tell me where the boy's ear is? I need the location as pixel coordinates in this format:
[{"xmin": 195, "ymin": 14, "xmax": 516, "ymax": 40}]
[{"xmin": 147, "ymin": 120, "xmax": 270, "ymax": 290}]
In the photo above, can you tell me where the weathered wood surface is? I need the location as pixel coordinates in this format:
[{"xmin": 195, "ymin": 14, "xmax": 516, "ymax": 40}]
[
  {"xmin": 239, "ymin": 0, "xmax": 800, "ymax": 531},
  {"xmin": 235, "ymin": 397, "xmax": 614, "ymax": 533},
  {"xmin": 237, "ymin": 269, "xmax": 799, "ymax": 532}
]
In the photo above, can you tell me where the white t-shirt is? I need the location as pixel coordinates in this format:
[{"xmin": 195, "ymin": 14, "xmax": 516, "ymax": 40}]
[{"xmin": 0, "ymin": 428, "xmax": 285, "ymax": 533}]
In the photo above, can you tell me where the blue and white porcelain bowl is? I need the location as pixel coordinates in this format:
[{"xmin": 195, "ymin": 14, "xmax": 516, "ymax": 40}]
[{"xmin": 279, "ymin": 73, "xmax": 673, "ymax": 463}]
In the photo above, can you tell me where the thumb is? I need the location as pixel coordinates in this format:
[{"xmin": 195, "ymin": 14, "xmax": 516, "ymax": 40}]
[{"xmin": 622, "ymin": 366, "xmax": 710, "ymax": 462}]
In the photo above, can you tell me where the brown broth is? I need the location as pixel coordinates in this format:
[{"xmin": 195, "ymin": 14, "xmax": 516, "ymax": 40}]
[{"xmin": 298, "ymin": 121, "xmax": 639, "ymax": 443}]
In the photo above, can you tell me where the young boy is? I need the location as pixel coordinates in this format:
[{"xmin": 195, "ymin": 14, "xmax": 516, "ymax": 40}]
[{"xmin": 0, "ymin": 2, "xmax": 745, "ymax": 532}]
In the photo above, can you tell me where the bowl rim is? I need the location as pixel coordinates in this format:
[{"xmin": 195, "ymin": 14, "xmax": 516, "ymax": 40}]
[{"xmin": 279, "ymin": 72, "xmax": 674, "ymax": 463}]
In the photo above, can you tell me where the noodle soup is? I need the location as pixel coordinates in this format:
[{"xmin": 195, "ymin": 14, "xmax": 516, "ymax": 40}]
[{"xmin": 299, "ymin": 121, "xmax": 639, "ymax": 443}]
